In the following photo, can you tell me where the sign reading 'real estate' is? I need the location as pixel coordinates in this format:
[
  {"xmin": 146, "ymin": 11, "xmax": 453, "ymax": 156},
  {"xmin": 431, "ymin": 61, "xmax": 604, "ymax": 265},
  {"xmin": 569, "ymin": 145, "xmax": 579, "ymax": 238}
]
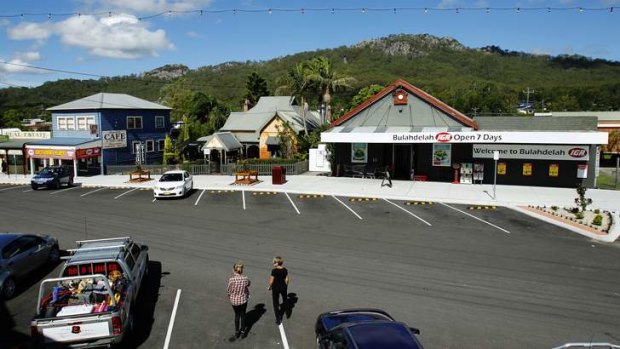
[
  {"xmin": 102, "ymin": 130, "xmax": 127, "ymax": 149},
  {"xmin": 473, "ymin": 144, "xmax": 589, "ymax": 161}
]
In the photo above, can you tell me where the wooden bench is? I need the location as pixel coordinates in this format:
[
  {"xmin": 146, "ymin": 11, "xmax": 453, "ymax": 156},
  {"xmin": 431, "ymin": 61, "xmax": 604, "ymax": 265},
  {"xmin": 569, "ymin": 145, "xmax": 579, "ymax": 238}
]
[
  {"xmin": 128, "ymin": 169, "xmax": 151, "ymax": 182},
  {"xmin": 234, "ymin": 170, "xmax": 259, "ymax": 185}
]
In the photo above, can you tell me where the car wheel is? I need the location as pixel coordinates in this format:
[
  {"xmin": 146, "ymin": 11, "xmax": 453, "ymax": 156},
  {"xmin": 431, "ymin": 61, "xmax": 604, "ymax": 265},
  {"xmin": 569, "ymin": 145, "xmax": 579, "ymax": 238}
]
[
  {"xmin": 67, "ymin": 178, "xmax": 73, "ymax": 187},
  {"xmin": 48, "ymin": 245, "xmax": 60, "ymax": 263},
  {"xmin": 31, "ymin": 184, "xmax": 38, "ymax": 190},
  {"xmin": 53, "ymin": 180, "xmax": 60, "ymax": 189},
  {"xmin": 2, "ymin": 278, "xmax": 16, "ymax": 299}
]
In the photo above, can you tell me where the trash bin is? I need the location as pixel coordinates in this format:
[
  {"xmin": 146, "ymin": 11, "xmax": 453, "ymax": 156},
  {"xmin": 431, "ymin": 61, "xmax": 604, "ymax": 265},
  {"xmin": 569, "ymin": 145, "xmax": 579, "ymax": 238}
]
[{"xmin": 272, "ymin": 166, "xmax": 286, "ymax": 185}]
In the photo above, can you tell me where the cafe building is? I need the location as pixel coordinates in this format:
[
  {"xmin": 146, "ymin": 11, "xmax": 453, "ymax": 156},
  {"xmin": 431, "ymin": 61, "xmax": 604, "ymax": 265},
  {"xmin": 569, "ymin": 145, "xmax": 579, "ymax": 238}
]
[
  {"xmin": 321, "ymin": 79, "xmax": 607, "ymax": 188},
  {"xmin": 25, "ymin": 93, "xmax": 171, "ymax": 177}
]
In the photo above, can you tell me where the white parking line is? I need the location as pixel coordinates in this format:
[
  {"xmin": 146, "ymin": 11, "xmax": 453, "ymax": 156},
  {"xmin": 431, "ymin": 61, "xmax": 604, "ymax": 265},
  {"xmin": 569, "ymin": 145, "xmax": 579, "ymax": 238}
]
[
  {"xmin": 440, "ymin": 203, "xmax": 511, "ymax": 234},
  {"xmin": 278, "ymin": 323, "xmax": 290, "ymax": 349},
  {"xmin": 50, "ymin": 186, "xmax": 81, "ymax": 195},
  {"xmin": 23, "ymin": 189, "xmax": 33, "ymax": 192},
  {"xmin": 114, "ymin": 188, "xmax": 138, "ymax": 200},
  {"xmin": 384, "ymin": 199, "xmax": 432, "ymax": 226},
  {"xmin": 0, "ymin": 185, "xmax": 26, "ymax": 192},
  {"xmin": 194, "ymin": 189, "xmax": 206, "ymax": 206},
  {"xmin": 80, "ymin": 187, "xmax": 106, "ymax": 197},
  {"xmin": 331, "ymin": 195, "xmax": 363, "ymax": 220},
  {"xmin": 163, "ymin": 289, "xmax": 182, "ymax": 349},
  {"xmin": 242, "ymin": 190, "xmax": 246, "ymax": 210},
  {"xmin": 284, "ymin": 192, "xmax": 300, "ymax": 215}
]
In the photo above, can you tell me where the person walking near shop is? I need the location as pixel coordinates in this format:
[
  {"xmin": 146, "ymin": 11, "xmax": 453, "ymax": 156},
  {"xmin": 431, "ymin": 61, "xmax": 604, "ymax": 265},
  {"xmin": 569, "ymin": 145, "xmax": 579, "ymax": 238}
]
[
  {"xmin": 227, "ymin": 262, "xmax": 250, "ymax": 340},
  {"xmin": 268, "ymin": 256, "xmax": 289, "ymax": 325}
]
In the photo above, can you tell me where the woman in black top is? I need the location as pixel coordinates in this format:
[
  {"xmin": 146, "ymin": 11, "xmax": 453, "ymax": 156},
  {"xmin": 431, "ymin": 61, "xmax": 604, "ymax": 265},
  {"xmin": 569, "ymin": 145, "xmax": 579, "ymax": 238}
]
[{"xmin": 268, "ymin": 256, "xmax": 289, "ymax": 325}]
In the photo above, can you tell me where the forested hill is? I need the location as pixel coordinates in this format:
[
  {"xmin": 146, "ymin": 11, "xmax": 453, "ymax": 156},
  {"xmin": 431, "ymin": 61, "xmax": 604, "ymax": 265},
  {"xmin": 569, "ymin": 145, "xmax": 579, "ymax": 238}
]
[{"xmin": 2, "ymin": 33, "xmax": 620, "ymax": 124}]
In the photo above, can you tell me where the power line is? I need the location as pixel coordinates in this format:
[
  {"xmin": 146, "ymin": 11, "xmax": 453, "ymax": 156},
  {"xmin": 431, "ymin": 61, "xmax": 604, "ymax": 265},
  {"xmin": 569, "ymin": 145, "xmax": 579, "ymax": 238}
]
[{"xmin": 0, "ymin": 6, "xmax": 615, "ymax": 21}]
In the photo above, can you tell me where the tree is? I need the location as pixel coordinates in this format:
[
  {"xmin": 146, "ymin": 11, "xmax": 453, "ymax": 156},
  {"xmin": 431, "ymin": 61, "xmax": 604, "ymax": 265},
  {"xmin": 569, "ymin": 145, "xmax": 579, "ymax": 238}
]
[
  {"xmin": 348, "ymin": 84, "xmax": 385, "ymax": 111},
  {"xmin": 244, "ymin": 71, "xmax": 270, "ymax": 108},
  {"xmin": 163, "ymin": 135, "xmax": 175, "ymax": 165},
  {"xmin": 276, "ymin": 62, "xmax": 312, "ymax": 135},
  {"xmin": 160, "ymin": 79, "xmax": 194, "ymax": 123},
  {"xmin": 306, "ymin": 56, "xmax": 356, "ymax": 123}
]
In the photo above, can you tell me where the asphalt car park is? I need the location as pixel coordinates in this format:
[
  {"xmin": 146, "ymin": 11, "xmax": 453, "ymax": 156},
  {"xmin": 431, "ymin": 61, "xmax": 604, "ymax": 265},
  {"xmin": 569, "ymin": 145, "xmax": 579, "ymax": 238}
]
[{"xmin": 1, "ymin": 183, "xmax": 620, "ymax": 348}]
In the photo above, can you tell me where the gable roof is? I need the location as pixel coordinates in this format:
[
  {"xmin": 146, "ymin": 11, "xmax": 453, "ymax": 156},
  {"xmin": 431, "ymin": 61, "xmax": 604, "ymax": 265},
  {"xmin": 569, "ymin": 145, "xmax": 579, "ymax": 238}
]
[
  {"xmin": 47, "ymin": 93, "xmax": 171, "ymax": 111},
  {"xmin": 202, "ymin": 132, "xmax": 243, "ymax": 151},
  {"xmin": 219, "ymin": 96, "xmax": 320, "ymax": 137},
  {"xmin": 331, "ymin": 79, "xmax": 477, "ymax": 130}
]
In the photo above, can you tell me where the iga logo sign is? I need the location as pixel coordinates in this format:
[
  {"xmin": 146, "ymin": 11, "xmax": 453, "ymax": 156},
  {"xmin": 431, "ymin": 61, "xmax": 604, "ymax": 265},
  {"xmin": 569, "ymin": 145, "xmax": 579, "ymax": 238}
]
[
  {"xmin": 435, "ymin": 132, "xmax": 452, "ymax": 143},
  {"xmin": 568, "ymin": 148, "xmax": 588, "ymax": 158}
]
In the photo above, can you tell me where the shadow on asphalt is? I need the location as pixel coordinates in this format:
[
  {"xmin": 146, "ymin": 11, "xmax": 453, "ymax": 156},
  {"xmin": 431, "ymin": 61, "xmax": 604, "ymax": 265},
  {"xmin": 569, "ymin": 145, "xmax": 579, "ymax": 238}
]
[
  {"xmin": 124, "ymin": 260, "xmax": 162, "ymax": 349},
  {"xmin": 244, "ymin": 303, "xmax": 267, "ymax": 333},
  {"xmin": 285, "ymin": 293, "xmax": 298, "ymax": 320}
]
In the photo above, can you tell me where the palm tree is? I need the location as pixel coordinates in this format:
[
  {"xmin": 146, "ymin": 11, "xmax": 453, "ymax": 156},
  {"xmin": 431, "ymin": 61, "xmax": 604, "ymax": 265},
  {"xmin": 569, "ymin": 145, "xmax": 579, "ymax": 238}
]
[
  {"xmin": 306, "ymin": 56, "xmax": 356, "ymax": 123},
  {"xmin": 276, "ymin": 62, "xmax": 311, "ymax": 135}
]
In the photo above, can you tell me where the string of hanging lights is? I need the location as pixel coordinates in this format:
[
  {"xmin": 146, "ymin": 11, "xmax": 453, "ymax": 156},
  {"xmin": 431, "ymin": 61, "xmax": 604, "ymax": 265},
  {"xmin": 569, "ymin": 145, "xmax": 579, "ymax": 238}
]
[{"xmin": 0, "ymin": 6, "xmax": 615, "ymax": 21}]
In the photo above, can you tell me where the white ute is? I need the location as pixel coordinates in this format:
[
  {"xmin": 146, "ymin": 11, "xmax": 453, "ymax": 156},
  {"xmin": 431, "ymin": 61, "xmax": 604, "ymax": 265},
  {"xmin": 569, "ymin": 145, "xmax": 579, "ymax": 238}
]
[{"xmin": 31, "ymin": 237, "xmax": 148, "ymax": 348}]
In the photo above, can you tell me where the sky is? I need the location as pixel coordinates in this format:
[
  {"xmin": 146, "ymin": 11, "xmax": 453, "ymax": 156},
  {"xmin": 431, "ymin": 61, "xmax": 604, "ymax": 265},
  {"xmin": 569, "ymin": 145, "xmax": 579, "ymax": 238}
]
[{"xmin": 0, "ymin": 0, "xmax": 619, "ymax": 88}]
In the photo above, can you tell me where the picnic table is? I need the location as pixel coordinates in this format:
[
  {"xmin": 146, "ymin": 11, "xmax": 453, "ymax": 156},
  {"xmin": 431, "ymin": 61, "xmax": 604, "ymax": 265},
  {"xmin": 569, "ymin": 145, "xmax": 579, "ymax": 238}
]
[{"xmin": 234, "ymin": 170, "xmax": 259, "ymax": 185}]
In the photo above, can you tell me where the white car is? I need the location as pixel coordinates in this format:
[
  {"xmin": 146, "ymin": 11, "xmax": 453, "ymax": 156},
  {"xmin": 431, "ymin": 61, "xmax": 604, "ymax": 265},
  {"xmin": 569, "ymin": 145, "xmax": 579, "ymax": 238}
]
[{"xmin": 153, "ymin": 170, "xmax": 193, "ymax": 198}]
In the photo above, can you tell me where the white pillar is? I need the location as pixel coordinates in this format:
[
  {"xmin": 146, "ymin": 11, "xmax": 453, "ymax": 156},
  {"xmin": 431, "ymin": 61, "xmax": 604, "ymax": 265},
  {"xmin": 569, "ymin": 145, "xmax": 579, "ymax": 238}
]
[
  {"xmin": 73, "ymin": 158, "xmax": 78, "ymax": 178},
  {"xmin": 30, "ymin": 158, "xmax": 35, "ymax": 175}
]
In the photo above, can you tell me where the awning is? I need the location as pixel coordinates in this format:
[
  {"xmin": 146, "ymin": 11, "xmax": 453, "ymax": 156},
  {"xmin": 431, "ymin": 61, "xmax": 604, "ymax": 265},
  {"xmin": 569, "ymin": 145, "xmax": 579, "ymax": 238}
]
[
  {"xmin": 321, "ymin": 127, "xmax": 608, "ymax": 145},
  {"xmin": 265, "ymin": 136, "xmax": 280, "ymax": 146}
]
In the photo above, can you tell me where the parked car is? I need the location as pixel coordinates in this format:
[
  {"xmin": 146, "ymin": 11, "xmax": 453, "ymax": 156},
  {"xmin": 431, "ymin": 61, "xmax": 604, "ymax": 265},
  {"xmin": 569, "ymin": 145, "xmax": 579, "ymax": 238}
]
[
  {"xmin": 153, "ymin": 170, "xmax": 193, "ymax": 198},
  {"xmin": 31, "ymin": 166, "xmax": 74, "ymax": 190},
  {"xmin": 0, "ymin": 233, "xmax": 60, "ymax": 299},
  {"xmin": 315, "ymin": 308, "xmax": 424, "ymax": 349},
  {"xmin": 31, "ymin": 236, "xmax": 149, "ymax": 348}
]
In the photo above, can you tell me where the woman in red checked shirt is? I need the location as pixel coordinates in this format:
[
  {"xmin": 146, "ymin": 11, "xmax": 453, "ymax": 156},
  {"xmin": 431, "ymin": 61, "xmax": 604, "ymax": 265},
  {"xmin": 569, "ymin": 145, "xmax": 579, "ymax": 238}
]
[{"xmin": 227, "ymin": 262, "xmax": 251, "ymax": 340}]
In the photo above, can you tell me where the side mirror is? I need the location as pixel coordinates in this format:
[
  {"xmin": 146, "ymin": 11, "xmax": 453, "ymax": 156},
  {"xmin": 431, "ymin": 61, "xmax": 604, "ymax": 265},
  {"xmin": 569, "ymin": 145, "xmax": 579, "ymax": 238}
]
[
  {"xmin": 409, "ymin": 327, "xmax": 420, "ymax": 335},
  {"xmin": 140, "ymin": 245, "xmax": 149, "ymax": 252}
]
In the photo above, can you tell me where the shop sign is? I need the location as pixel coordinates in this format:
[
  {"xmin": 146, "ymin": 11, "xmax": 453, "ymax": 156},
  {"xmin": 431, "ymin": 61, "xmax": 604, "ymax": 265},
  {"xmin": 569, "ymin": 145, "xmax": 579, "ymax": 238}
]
[
  {"xmin": 473, "ymin": 144, "xmax": 589, "ymax": 161},
  {"xmin": 549, "ymin": 164, "xmax": 559, "ymax": 177},
  {"xmin": 102, "ymin": 130, "xmax": 127, "ymax": 149},
  {"xmin": 321, "ymin": 130, "xmax": 608, "ymax": 145},
  {"xmin": 6, "ymin": 131, "xmax": 51, "ymax": 139},
  {"xmin": 76, "ymin": 147, "xmax": 101, "ymax": 159},
  {"xmin": 28, "ymin": 148, "xmax": 74, "ymax": 159},
  {"xmin": 497, "ymin": 162, "xmax": 506, "ymax": 175},
  {"xmin": 523, "ymin": 163, "xmax": 533, "ymax": 176},
  {"xmin": 432, "ymin": 143, "xmax": 451, "ymax": 167}
]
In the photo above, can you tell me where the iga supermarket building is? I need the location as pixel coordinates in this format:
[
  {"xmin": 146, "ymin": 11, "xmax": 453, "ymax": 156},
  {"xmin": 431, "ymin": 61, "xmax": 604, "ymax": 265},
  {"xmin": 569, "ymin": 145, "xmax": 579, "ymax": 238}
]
[{"xmin": 321, "ymin": 79, "xmax": 607, "ymax": 188}]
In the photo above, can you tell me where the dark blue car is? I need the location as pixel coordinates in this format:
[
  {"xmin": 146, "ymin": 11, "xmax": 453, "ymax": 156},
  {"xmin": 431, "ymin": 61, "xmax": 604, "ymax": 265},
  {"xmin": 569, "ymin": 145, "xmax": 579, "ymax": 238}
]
[
  {"xmin": 30, "ymin": 166, "xmax": 74, "ymax": 190},
  {"xmin": 315, "ymin": 308, "xmax": 424, "ymax": 349}
]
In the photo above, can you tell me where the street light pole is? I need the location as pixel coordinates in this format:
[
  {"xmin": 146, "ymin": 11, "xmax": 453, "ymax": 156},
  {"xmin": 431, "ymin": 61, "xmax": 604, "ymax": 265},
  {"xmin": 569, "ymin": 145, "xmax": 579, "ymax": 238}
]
[{"xmin": 493, "ymin": 151, "xmax": 499, "ymax": 199}]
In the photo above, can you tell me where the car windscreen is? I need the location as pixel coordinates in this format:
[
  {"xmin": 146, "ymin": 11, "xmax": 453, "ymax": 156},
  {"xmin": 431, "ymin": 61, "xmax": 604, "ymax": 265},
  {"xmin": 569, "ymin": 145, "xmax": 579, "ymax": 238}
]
[
  {"xmin": 348, "ymin": 322, "xmax": 422, "ymax": 349},
  {"xmin": 323, "ymin": 312, "xmax": 393, "ymax": 331},
  {"xmin": 160, "ymin": 173, "xmax": 183, "ymax": 182},
  {"xmin": 38, "ymin": 168, "xmax": 55, "ymax": 175}
]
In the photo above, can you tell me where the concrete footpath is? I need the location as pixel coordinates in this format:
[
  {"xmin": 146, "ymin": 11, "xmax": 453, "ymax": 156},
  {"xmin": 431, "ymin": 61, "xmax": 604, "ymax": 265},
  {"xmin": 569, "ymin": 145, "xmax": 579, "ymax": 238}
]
[{"xmin": 2, "ymin": 172, "xmax": 619, "ymax": 242}]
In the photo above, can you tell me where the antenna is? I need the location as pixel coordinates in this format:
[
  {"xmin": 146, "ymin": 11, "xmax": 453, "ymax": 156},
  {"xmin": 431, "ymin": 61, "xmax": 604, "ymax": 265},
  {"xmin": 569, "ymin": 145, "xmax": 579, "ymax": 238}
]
[{"xmin": 522, "ymin": 87, "xmax": 536, "ymax": 113}]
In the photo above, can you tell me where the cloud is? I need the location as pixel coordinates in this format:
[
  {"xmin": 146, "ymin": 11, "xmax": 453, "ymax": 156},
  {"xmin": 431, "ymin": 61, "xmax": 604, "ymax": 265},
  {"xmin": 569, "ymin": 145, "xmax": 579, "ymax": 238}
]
[
  {"xmin": 7, "ymin": 14, "xmax": 174, "ymax": 59},
  {"xmin": 8, "ymin": 22, "xmax": 53, "ymax": 40},
  {"xmin": 95, "ymin": 0, "xmax": 214, "ymax": 13},
  {"xmin": 0, "ymin": 51, "xmax": 45, "ymax": 74}
]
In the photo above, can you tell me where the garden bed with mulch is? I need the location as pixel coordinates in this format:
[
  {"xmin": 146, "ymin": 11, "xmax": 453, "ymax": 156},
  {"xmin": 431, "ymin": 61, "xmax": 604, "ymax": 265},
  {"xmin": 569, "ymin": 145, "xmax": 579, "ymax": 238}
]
[{"xmin": 521, "ymin": 205, "xmax": 613, "ymax": 236}]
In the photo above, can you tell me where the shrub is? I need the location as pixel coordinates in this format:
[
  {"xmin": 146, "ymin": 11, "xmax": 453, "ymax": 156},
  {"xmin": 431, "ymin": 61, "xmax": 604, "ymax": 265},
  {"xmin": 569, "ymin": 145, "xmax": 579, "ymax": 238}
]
[
  {"xmin": 570, "ymin": 207, "xmax": 580, "ymax": 214},
  {"xmin": 575, "ymin": 212, "xmax": 584, "ymax": 220},
  {"xmin": 551, "ymin": 206, "xmax": 559, "ymax": 211},
  {"xmin": 594, "ymin": 209, "xmax": 600, "ymax": 214},
  {"xmin": 592, "ymin": 214, "xmax": 603, "ymax": 226}
]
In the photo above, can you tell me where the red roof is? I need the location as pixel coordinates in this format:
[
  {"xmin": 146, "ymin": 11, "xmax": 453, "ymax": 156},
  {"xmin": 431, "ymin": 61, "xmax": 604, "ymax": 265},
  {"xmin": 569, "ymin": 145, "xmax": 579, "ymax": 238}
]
[{"xmin": 331, "ymin": 79, "xmax": 478, "ymax": 130}]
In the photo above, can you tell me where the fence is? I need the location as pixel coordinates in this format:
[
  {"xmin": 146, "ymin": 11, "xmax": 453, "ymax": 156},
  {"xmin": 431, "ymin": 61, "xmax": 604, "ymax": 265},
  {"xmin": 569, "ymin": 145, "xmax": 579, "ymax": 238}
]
[{"xmin": 106, "ymin": 160, "xmax": 309, "ymax": 176}]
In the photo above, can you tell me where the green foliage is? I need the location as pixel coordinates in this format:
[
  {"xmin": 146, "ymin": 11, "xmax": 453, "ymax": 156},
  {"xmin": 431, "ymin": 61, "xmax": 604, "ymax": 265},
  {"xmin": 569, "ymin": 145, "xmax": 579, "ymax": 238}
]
[
  {"xmin": 348, "ymin": 84, "xmax": 385, "ymax": 111},
  {"xmin": 575, "ymin": 184, "xmax": 593, "ymax": 212},
  {"xmin": 244, "ymin": 71, "xmax": 270, "ymax": 108},
  {"xmin": 574, "ymin": 211, "xmax": 584, "ymax": 219},
  {"xmin": 2, "ymin": 34, "xmax": 620, "ymax": 120},
  {"xmin": 163, "ymin": 135, "xmax": 176, "ymax": 165},
  {"xmin": 592, "ymin": 214, "xmax": 603, "ymax": 226}
]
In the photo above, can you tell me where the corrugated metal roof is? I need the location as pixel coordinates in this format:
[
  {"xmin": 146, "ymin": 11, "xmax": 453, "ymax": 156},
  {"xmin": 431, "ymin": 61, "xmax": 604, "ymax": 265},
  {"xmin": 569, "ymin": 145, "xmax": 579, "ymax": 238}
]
[
  {"xmin": 47, "ymin": 93, "xmax": 171, "ymax": 111},
  {"xmin": 26, "ymin": 138, "xmax": 100, "ymax": 146},
  {"xmin": 474, "ymin": 116, "xmax": 598, "ymax": 131},
  {"xmin": 0, "ymin": 139, "xmax": 34, "ymax": 149},
  {"xmin": 546, "ymin": 111, "xmax": 620, "ymax": 121},
  {"xmin": 204, "ymin": 132, "xmax": 243, "ymax": 151}
]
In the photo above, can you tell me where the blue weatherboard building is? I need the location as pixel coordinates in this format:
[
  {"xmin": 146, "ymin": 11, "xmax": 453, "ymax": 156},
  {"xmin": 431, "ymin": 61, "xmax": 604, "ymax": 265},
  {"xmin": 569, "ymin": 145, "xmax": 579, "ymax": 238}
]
[{"xmin": 25, "ymin": 93, "xmax": 171, "ymax": 176}]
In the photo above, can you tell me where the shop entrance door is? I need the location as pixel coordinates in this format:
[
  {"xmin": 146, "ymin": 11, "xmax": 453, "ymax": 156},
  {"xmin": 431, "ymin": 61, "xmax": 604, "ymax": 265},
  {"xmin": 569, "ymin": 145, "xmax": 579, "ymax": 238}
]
[{"xmin": 394, "ymin": 144, "xmax": 413, "ymax": 179}]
